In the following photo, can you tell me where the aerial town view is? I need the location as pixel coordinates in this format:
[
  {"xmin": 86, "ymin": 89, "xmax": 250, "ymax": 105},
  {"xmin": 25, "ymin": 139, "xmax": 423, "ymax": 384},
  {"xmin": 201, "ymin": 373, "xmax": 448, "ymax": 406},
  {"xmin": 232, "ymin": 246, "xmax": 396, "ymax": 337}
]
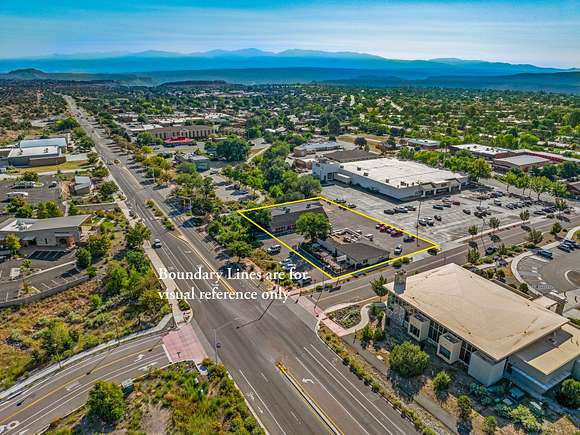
[{"xmin": 0, "ymin": 1, "xmax": 579, "ymax": 434}]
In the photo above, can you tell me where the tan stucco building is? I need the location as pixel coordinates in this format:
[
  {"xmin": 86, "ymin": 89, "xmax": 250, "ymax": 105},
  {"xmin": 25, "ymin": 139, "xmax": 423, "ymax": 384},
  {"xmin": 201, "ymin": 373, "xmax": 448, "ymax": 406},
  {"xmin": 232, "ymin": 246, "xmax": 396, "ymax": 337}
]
[{"xmin": 386, "ymin": 264, "xmax": 580, "ymax": 397}]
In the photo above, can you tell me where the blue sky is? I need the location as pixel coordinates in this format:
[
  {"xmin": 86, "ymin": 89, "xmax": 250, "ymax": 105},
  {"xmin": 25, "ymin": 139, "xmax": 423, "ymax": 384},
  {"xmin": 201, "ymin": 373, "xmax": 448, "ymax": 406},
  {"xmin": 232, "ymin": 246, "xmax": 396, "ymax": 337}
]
[{"xmin": 1, "ymin": 0, "xmax": 579, "ymax": 67}]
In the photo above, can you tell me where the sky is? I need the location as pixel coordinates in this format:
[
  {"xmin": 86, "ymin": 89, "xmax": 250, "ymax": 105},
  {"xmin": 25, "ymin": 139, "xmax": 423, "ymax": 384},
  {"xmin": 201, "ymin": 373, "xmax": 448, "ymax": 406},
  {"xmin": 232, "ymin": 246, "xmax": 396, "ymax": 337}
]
[{"xmin": 1, "ymin": 0, "xmax": 579, "ymax": 67}]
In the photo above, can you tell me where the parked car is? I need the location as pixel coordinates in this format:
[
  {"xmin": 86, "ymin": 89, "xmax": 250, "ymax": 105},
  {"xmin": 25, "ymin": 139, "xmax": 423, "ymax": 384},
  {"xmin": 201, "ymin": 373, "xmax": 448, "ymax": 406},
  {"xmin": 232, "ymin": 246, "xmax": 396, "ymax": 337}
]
[
  {"xmin": 434, "ymin": 215, "xmax": 442, "ymax": 221},
  {"xmin": 463, "ymin": 209, "xmax": 471, "ymax": 214},
  {"xmin": 394, "ymin": 206, "xmax": 408, "ymax": 213},
  {"xmin": 403, "ymin": 234, "xmax": 415, "ymax": 242},
  {"xmin": 557, "ymin": 244, "xmax": 572, "ymax": 253},
  {"xmin": 425, "ymin": 217, "xmax": 434, "ymax": 226},
  {"xmin": 383, "ymin": 209, "xmax": 395, "ymax": 215},
  {"xmin": 561, "ymin": 239, "xmax": 578, "ymax": 249},
  {"xmin": 433, "ymin": 204, "xmax": 444, "ymax": 210},
  {"xmin": 536, "ymin": 249, "xmax": 553, "ymax": 259},
  {"xmin": 394, "ymin": 245, "xmax": 403, "ymax": 255},
  {"xmin": 485, "ymin": 246, "xmax": 497, "ymax": 255},
  {"xmin": 452, "ymin": 200, "xmax": 460, "ymax": 205},
  {"xmin": 405, "ymin": 205, "xmax": 417, "ymax": 211},
  {"xmin": 267, "ymin": 244, "xmax": 282, "ymax": 255},
  {"xmin": 418, "ymin": 218, "xmax": 428, "ymax": 226}
]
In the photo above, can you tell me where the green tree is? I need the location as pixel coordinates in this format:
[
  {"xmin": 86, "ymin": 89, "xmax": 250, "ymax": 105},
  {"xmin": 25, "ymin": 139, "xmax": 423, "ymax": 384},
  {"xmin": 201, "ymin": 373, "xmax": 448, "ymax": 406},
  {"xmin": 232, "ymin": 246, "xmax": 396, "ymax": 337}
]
[
  {"xmin": 361, "ymin": 324, "xmax": 373, "ymax": 343},
  {"xmin": 433, "ymin": 371, "xmax": 452, "ymax": 391},
  {"xmin": 389, "ymin": 341, "xmax": 429, "ymax": 377},
  {"xmin": 87, "ymin": 234, "xmax": 111, "ymax": 259},
  {"xmin": 5, "ymin": 233, "xmax": 21, "ymax": 254},
  {"xmin": 557, "ymin": 378, "xmax": 580, "ymax": 409},
  {"xmin": 45, "ymin": 201, "xmax": 62, "ymax": 217},
  {"xmin": 519, "ymin": 209, "xmax": 530, "ymax": 223},
  {"xmin": 527, "ymin": 229, "xmax": 543, "ymax": 245},
  {"xmin": 76, "ymin": 247, "xmax": 92, "ymax": 269},
  {"xmin": 568, "ymin": 109, "xmax": 580, "ymax": 128},
  {"xmin": 550, "ymin": 222, "xmax": 562, "ymax": 236},
  {"xmin": 40, "ymin": 321, "xmax": 74, "ymax": 357},
  {"xmin": 227, "ymin": 240, "xmax": 253, "ymax": 262},
  {"xmin": 354, "ymin": 136, "xmax": 368, "ymax": 149},
  {"xmin": 105, "ymin": 261, "xmax": 129, "ymax": 297},
  {"xmin": 482, "ymin": 416, "xmax": 497, "ymax": 434},
  {"xmin": 457, "ymin": 395, "xmax": 472, "ymax": 419},
  {"xmin": 509, "ymin": 405, "xmax": 541, "ymax": 432},
  {"xmin": 468, "ymin": 225, "xmax": 479, "ymax": 238},
  {"xmin": 87, "ymin": 151, "xmax": 99, "ymax": 165},
  {"xmin": 126, "ymin": 223, "xmax": 151, "ymax": 249},
  {"xmin": 488, "ymin": 217, "xmax": 500, "ymax": 232},
  {"xmin": 16, "ymin": 204, "xmax": 34, "ymax": 218},
  {"xmin": 99, "ymin": 181, "xmax": 119, "ymax": 198},
  {"xmin": 36, "ymin": 202, "xmax": 48, "ymax": 219},
  {"xmin": 216, "ymin": 135, "xmax": 251, "ymax": 161},
  {"xmin": 295, "ymin": 212, "xmax": 331, "ymax": 242},
  {"xmin": 467, "ymin": 158, "xmax": 491, "ymax": 181},
  {"xmin": 467, "ymin": 248, "xmax": 480, "ymax": 265},
  {"xmin": 87, "ymin": 380, "xmax": 125, "ymax": 424},
  {"xmin": 69, "ymin": 202, "xmax": 80, "ymax": 216},
  {"xmin": 20, "ymin": 171, "xmax": 40, "ymax": 182},
  {"xmin": 371, "ymin": 275, "xmax": 388, "ymax": 301}
]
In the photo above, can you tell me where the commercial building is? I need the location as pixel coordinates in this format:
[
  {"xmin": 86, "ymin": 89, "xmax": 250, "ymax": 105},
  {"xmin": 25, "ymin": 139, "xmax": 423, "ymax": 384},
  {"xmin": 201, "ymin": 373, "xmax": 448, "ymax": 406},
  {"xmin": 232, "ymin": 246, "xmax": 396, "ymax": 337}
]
[
  {"xmin": 313, "ymin": 156, "xmax": 467, "ymax": 201},
  {"xmin": 0, "ymin": 146, "xmax": 66, "ymax": 167},
  {"xmin": 268, "ymin": 201, "xmax": 326, "ymax": 234},
  {"xmin": 149, "ymin": 125, "xmax": 216, "ymax": 140},
  {"xmin": 317, "ymin": 237, "xmax": 390, "ymax": 269},
  {"xmin": 386, "ymin": 264, "xmax": 580, "ymax": 397},
  {"xmin": 406, "ymin": 138, "xmax": 441, "ymax": 150},
  {"xmin": 72, "ymin": 176, "xmax": 93, "ymax": 195},
  {"xmin": 293, "ymin": 141, "xmax": 343, "ymax": 157},
  {"xmin": 0, "ymin": 215, "xmax": 91, "ymax": 248},
  {"xmin": 450, "ymin": 144, "xmax": 513, "ymax": 160},
  {"xmin": 493, "ymin": 155, "xmax": 551, "ymax": 173},
  {"xmin": 324, "ymin": 149, "xmax": 381, "ymax": 163},
  {"xmin": 18, "ymin": 137, "xmax": 68, "ymax": 151}
]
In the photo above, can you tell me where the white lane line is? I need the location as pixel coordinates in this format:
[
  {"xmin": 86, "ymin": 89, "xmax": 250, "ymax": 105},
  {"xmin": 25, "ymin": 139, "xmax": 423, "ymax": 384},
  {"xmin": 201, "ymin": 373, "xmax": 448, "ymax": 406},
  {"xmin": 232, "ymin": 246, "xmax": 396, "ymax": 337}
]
[
  {"xmin": 306, "ymin": 345, "xmax": 407, "ymax": 435},
  {"xmin": 13, "ymin": 353, "xmax": 167, "ymax": 433},
  {"xmin": 238, "ymin": 369, "xmax": 287, "ymax": 435},
  {"xmin": 294, "ymin": 356, "xmax": 371, "ymax": 435}
]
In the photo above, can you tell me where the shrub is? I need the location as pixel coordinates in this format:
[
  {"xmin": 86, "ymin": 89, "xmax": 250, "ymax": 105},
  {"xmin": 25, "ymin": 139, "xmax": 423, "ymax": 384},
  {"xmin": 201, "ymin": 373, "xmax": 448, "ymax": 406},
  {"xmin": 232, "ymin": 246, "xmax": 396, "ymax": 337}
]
[
  {"xmin": 509, "ymin": 405, "xmax": 541, "ymax": 432},
  {"xmin": 389, "ymin": 341, "xmax": 429, "ymax": 377},
  {"xmin": 557, "ymin": 378, "xmax": 580, "ymax": 409},
  {"xmin": 482, "ymin": 415, "xmax": 497, "ymax": 434},
  {"xmin": 87, "ymin": 380, "xmax": 125, "ymax": 423},
  {"xmin": 457, "ymin": 395, "xmax": 472, "ymax": 419},
  {"xmin": 432, "ymin": 371, "xmax": 451, "ymax": 391}
]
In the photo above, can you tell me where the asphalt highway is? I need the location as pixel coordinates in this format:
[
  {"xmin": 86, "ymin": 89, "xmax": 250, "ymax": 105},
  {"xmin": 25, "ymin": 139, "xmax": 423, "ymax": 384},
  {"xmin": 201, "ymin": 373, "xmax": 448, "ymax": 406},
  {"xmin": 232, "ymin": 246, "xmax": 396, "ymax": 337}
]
[
  {"xmin": 62, "ymin": 97, "xmax": 417, "ymax": 435},
  {"xmin": 0, "ymin": 333, "xmax": 169, "ymax": 434}
]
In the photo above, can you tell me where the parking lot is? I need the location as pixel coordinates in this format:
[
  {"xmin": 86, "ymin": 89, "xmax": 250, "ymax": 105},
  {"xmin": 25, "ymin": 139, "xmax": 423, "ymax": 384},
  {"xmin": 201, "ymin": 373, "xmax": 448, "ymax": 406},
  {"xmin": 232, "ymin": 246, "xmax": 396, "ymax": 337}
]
[
  {"xmin": 321, "ymin": 183, "xmax": 555, "ymax": 244},
  {"xmin": 255, "ymin": 200, "xmax": 435, "ymax": 285},
  {"xmin": 0, "ymin": 174, "xmax": 62, "ymax": 208},
  {"xmin": 517, "ymin": 245, "xmax": 580, "ymax": 294}
]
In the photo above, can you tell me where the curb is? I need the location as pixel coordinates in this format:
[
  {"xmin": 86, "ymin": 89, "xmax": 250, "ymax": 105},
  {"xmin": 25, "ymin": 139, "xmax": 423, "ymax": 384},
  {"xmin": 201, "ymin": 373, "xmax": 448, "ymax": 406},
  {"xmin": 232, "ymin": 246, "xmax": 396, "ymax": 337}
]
[{"xmin": 0, "ymin": 314, "xmax": 172, "ymax": 401}]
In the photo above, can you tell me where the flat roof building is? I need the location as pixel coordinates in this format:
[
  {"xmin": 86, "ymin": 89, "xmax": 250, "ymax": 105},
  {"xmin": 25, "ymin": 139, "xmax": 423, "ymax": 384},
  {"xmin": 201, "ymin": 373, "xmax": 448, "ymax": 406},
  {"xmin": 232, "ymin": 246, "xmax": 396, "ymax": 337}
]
[
  {"xmin": 0, "ymin": 215, "xmax": 91, "ymax": 249},
  {"xmin": 19, "ymin": 137, "xmax": 68, "ymax": 150},
  {"xmin": 73, "ymin": 176, "xmax": 93, "ymax": 195},
  {"xmin": 4, "ymin": 146, "xmax": 66, "ymax": 167},
  {"xmin": 386, "ymin": 264, "xmax": 580, "ymax": 396},
  {"xmin": 451, "ymin": 144, "xmax": 513, "ymax": 160},
  {"xmin": 313, "ymin": 157, "xmax": 467, "ymax": 200},
  {"xmin": 493, "ymin": 155, "xmax": 551, "ymax": 173},
  {"xmin": 406, "ymin": 138, "xmax": 441, "ymax": 150},
  {"xmin": 293, "ymin": 141, "xmax": 343, "ymax": 157}
]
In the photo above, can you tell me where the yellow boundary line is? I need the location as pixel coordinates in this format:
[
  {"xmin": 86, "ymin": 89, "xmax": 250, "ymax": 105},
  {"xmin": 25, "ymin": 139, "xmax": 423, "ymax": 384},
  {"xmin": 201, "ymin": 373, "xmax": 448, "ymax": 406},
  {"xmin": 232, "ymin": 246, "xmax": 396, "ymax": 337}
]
[{"xmin": 238, "ymin": 196, "xmax": 439, "ymax": 281}]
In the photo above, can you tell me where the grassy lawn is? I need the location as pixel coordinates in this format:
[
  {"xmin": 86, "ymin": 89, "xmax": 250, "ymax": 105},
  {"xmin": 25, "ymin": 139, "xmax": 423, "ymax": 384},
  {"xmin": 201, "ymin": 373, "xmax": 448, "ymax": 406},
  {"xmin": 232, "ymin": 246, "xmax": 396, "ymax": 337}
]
[
  {"xmin": 46, "ymin": 362, "xmax": 264, "ymax": 434},
  {"xmin": 9, "ymin": 160, "xmax": 89, "ymax": 175}
]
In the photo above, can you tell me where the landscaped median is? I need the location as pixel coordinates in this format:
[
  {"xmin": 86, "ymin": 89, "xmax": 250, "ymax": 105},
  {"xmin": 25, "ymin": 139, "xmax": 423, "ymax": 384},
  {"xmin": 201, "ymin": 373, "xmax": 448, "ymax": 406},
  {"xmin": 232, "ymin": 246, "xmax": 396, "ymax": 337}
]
[
  {"xmin": 318, "ymin": 325, "xmax": 439, "ymax": 435},
  {"xmin": 45, "ymin": 361, "xmax": 264, "ymax": 434}
]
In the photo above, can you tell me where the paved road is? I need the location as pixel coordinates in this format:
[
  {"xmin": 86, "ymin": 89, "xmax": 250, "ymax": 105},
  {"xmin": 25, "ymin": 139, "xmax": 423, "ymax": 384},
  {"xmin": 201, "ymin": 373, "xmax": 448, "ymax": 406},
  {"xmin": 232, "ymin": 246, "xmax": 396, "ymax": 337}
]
[
  {"xmin": 0, "ymin": 333, "xmax": 169, "ymax": 434},
  {"xmin": 517, "ymin": 246, "xmax": 580, "ymax": 293},
  {"xmin": 64, "ymin": 97, "xmax": 417, "ymax": 435},
  {"xmin": 308, "ymin": 214, "xmax": 580, "ymax": 310}
]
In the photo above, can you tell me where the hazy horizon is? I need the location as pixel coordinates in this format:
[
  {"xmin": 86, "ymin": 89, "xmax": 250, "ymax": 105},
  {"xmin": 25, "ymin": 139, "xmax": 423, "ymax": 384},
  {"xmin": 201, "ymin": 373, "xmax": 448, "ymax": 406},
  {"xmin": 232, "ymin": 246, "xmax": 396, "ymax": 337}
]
[{"xmin": 1, "ymin": 0, "xmax": 579, "ymax": 68}]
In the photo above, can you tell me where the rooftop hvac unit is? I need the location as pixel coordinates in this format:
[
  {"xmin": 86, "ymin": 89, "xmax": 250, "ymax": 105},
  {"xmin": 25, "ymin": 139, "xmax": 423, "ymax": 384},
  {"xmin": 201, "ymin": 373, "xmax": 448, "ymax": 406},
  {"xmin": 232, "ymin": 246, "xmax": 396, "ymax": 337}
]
[
  {"xmin": 357, "ymin": 167, "xmax": 361, "ymax": 171},
  {"xmin": 363, "ymin": 172, "xmax": 368, "ymax": 176},
  {"xmin": 44, "ymin": 148, "xmax": 49, "ymax": 153},
  {"xmin": 385, "ymin": 178, "xmax": 389, "ymax": 183}
]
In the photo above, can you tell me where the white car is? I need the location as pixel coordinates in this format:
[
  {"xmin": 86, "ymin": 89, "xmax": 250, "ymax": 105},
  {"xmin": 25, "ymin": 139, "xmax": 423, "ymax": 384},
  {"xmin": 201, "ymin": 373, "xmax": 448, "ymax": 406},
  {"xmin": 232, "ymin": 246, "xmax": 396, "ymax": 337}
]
[{"xmin": 394, "ymin": 245, "xmax": 403, "ymax": 255}]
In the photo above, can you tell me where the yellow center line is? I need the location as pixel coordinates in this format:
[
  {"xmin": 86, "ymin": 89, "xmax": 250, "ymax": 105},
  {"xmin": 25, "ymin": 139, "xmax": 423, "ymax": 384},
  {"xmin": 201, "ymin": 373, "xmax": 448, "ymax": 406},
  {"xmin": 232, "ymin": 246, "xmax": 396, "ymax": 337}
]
[{"xmin": 0, "ymin": 346, "xmax": 159, "ymax": 425}]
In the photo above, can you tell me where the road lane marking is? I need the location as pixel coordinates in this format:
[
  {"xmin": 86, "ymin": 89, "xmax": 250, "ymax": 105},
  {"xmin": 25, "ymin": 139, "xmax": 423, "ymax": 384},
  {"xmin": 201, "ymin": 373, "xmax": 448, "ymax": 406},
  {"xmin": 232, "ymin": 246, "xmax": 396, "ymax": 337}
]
[
  {"xmin": 293, "ymin": 357, "xmax": 370, "ymax": 435},
  {"xmin": 306, "ymin": 345, "xmax": 406, "ymax": 435},
  {"xmin": 238, "ymin": 369, "xmax": 287, "ymax": 435},
  {"xmin": 276, "ymin": 362, "xmax": 341, "ymax": 435}
]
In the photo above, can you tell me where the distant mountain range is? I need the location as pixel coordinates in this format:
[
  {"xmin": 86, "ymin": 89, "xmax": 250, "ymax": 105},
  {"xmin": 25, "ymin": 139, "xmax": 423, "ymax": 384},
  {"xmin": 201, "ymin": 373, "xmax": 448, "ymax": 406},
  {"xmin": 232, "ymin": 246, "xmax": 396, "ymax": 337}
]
[
  {"xmin": 1, "ymin": 49, "xmax": 576, "ymax": 77},
  {"xmin": 0, "ymin": 49, "xmax": 578, "ymax": 93}
]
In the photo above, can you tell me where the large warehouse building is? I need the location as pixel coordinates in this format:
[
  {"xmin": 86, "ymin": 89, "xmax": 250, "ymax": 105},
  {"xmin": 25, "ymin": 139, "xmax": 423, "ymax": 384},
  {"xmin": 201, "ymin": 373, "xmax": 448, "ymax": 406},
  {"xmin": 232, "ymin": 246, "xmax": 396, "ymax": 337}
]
[{"xmin": 312, "ymin": 156, "xmax": 467, "ymax": 200}]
